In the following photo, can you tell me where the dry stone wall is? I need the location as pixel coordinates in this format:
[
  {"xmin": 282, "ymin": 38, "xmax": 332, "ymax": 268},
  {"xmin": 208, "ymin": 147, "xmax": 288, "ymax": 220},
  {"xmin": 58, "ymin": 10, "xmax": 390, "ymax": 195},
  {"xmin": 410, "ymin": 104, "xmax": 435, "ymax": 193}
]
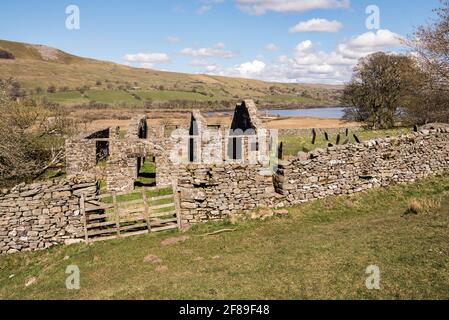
[
  {"xmin": 2, "ymin": 126, "xmax": 449, "ymax": 255},
  {"xmin": 277, "ymin": 127, "xmax": 362, "ymax": 137},
  {"xmin": 276, "ymin": 128, "xmax": 449, "ymax": 203},
  {"xmin": 176, "ymin": 127, "xmax": 449, "ymax": 221},
  {"xmin": 176, "ymin": 163, "xmax": 276, "ymax": 225},
  {"xmin": 0, "ymin": 180, "xmax": 97, "ymax": 254}
]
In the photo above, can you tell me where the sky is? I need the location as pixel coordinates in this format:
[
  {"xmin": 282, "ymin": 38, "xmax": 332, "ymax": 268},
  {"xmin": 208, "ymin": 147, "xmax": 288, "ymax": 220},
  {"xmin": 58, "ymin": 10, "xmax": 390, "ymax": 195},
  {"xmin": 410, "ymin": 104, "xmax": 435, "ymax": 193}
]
[{"xmin": 0, "ymin": 0, "xmax": 441, "ymax": 84}]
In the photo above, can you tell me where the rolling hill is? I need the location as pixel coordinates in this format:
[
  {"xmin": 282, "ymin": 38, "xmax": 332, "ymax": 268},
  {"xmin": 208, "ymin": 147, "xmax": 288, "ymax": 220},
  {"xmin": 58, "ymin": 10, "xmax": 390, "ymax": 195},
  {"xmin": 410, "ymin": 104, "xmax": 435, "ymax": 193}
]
[{"xmin": 0, "ymin": 39, "xmax": 342, "ymax": 108}]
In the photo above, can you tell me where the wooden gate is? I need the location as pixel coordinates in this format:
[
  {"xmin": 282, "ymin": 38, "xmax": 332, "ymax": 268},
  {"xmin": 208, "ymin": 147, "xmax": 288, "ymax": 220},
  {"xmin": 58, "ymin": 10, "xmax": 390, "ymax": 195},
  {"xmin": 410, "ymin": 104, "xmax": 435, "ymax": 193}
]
[{"xmin": 80, "ymin": 185, "xmax": 181, "ymax": 243}]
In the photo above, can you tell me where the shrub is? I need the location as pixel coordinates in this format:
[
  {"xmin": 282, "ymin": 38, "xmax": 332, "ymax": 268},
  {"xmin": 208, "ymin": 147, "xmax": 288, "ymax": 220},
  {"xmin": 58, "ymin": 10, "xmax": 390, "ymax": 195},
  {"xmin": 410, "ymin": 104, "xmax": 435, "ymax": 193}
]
[
  {"xmin": 47, "ymin": 85, "xmax": 56, "ymax": 93},
  {"xmin": 0, "ymin": 49, "xmax": 15, "ymax": 60},
  {"xmin": 0, "ymin": 80, "xmax": 78, "ymax": 187}
]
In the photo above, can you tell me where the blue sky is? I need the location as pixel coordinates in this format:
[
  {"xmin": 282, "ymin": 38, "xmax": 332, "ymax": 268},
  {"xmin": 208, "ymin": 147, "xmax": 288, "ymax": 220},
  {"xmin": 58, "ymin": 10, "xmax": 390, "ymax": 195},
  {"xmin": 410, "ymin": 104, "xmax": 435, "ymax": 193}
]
[{"xmin": 0, "ymin": 0, "xmax": 440, "ymax": 84}]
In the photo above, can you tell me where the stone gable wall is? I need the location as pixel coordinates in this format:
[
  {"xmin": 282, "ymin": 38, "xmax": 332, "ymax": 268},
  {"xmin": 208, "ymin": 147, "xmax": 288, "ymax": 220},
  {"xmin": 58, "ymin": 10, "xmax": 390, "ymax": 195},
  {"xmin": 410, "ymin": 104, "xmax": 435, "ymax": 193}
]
[{"xmin": 66, "ymin": 139, "xmax": 97, "ymax": 178}]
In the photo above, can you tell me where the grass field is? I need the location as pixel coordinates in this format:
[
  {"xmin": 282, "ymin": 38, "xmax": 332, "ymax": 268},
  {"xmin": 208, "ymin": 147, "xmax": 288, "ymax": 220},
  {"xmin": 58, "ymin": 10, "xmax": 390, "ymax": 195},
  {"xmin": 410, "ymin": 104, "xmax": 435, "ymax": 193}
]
[
  {"xmin": 38, "ymin": 89, "xmax": 338, "ymax": 107},
  {"xmin": 280, "ymin": 128, "xmax": 412, "ymax": 157},
  {"xmin": 137, "ymin": 90, "xmax": 213, "ymax": 102},
  {"xmin": 1, "ymin": 175, "xmax": 448, "ymax": 300}
]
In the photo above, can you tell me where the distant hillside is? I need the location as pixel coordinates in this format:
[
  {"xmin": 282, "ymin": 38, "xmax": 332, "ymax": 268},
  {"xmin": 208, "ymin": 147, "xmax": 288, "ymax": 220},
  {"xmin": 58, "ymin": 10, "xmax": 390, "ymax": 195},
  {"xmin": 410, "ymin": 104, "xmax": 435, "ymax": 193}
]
[{"xmin": 0, "ymin": 39, "xmax": 342, "ymax": 109}]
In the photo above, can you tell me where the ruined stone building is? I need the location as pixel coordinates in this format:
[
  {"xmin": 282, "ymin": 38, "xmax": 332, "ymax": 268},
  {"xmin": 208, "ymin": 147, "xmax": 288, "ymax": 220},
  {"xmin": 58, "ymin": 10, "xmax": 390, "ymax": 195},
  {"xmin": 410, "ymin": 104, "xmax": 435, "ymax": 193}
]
[{"xmin": 65, "ymin": 99, "xmax": 274, "ymax": 194}]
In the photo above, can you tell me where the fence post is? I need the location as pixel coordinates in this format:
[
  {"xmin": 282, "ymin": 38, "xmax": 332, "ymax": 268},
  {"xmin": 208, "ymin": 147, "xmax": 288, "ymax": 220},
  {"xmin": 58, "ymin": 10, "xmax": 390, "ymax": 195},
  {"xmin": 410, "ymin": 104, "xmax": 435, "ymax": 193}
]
[
  {"xmin": 112, "ymin": 192, "xmax": 121, "ymax": 237},
  {"xmin": 80, "ymin": 194, "xmax": 88, "ymax": 244},
  {"xmin": 173, "ymin": 184, "xmax": 183, "ymax": 230},
  {"xmin": 142, "ymin": 188, "xmax": 152, "ymax": 233}
]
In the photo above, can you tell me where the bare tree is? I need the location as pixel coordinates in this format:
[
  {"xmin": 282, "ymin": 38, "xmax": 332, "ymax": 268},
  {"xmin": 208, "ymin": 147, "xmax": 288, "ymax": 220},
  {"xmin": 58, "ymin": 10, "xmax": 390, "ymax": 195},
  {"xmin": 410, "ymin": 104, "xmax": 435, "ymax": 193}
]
[
  {"xmin": 406, "ymin": 0, "xmax": 449, "ymax": 124},
  {"xmin": 409, "ymin": 0, "xmax": 449, "ymax": 87}
]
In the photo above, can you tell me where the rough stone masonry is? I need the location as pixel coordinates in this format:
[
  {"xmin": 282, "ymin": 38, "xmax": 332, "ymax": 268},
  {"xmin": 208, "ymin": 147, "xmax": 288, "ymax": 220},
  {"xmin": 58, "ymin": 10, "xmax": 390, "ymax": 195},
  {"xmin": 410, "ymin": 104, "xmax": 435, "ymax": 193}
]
[
  {"xmin": 175, "ymin": 127, "xmax": 449, "ymax": 224},
  {"xmin": 0, "ymin": 180, "xmax": 97, "ymax": 254}
]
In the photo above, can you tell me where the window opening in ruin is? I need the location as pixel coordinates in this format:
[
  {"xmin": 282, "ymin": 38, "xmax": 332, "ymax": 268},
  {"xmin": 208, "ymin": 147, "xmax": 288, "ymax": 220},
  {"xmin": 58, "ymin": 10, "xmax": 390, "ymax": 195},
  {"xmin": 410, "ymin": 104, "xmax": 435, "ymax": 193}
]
[
  {"xmin": 189, "ymin": 138, "xmax": 196, "ymax": 162},
  {"xmin": 134, "ymin": 157, "xmax": 156, "ymax": 187},
  {"xmin": 228, "ymin": 136, "xmax": 243, "ymax": 160},
  {"xmin": 96, "ymin": 140, "xmax": 109, "ymax": 164},
  {"xmin": 228, "ymin": 102, "xmax": 257, "ymax": 161},
  {"xmin": 230, "ymin": 103, "xmax": 256, "ymax": 132},
  {"xmin": 138, "ymin": 120, "xmax": 148, "ymax": 139},
  {"xmin": 278, "ymin": 142, "xmax": 283, "ymax": 160},
  {"xmin": 189, "ymin": 115, "xmax": 199, "ymax": 162},
  {"xmin": 207, "ymin": 125, "xmax": 220, "ymax": 131}
]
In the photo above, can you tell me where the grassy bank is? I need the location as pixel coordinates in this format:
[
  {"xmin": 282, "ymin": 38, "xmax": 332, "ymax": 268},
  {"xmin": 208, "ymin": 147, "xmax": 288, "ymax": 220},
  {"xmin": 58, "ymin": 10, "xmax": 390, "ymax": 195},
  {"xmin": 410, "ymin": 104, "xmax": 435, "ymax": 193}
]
[{"xmin": 1, "ymin": 175, "xmax": 448, "ymax": 299}]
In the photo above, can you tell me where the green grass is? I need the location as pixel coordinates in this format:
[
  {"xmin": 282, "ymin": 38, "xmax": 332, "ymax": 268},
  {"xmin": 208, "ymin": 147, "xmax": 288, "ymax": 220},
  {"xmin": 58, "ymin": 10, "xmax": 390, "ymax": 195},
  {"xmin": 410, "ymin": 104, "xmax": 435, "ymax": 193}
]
[
  {"xmin": 280, "ymin": 127, "xmax": 412, "ymax": 157},
  {"xmin": 137, "ymin": 90, "xmax": 212, "ymax": 102},
  {"xmin": 32, "ymin": 91, "xmax": 88, "ymax": 105},
  {"xmin": 99, "ymin": 185, "xmax": 173, "ymax": 216},
  {"xmin": 101, "ymin": 187, "xmax": 173, "ymax": 204},
  {"xmin": 135, "ymin": 159, "xmax": 156, "ymax": 187},
  {"xmin": 1, "ymin": 175, "xmax": 449, "ymax": 299},
  {"xmin": 47, "ymin": 91, "xmax": 82, "ymax": 99},
  {"xmin": 86, "ymin": 90, "xmax": 139, "ymax": 105}
]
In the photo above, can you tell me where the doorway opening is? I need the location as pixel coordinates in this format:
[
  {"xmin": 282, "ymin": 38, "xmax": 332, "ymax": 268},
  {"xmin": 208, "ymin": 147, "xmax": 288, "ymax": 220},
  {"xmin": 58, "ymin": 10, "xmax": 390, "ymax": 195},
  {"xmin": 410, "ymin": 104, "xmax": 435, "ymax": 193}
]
[{"xmin": 135, "ymin": 157, "xmax": 156, "ymax": 188}]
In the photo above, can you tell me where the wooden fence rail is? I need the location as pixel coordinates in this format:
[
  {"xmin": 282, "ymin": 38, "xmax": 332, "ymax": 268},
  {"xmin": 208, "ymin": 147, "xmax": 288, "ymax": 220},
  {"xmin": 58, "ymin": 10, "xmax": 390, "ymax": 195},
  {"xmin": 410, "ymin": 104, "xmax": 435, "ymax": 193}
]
[{"xmin": 80, "ymin": 185, "xmax": 181, "ymax": 243}]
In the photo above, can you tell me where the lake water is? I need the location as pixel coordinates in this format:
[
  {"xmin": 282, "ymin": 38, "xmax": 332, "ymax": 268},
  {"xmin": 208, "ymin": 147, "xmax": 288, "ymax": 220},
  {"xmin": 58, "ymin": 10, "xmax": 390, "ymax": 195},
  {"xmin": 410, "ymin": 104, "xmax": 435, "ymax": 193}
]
[{"xmin": 261, "ymin": 107, "xmax": 344, "ymax": 119}]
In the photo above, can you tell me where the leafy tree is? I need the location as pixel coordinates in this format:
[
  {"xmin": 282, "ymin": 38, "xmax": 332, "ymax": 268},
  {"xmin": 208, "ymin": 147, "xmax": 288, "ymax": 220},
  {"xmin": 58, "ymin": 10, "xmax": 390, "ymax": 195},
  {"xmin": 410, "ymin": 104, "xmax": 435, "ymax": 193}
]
[{"xmin": 341, "ymin": 52, "xmax": 418, "ymax": 129}]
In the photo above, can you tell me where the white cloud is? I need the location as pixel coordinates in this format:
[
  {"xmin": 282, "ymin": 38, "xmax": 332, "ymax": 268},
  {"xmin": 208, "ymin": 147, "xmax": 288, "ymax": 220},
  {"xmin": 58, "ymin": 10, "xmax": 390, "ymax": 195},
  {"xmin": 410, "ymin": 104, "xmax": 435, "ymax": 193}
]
[
  {"xmin": 197, "ymin": 29, "xmax": 404, "ymax": 84},
  {"xmin": 123, "ymin": 52, "xmax": 171, "ymax": 68},
  {"xmin": 167, "ymin": 36, "xmax": 181, "ymax": 43},
  {"xmin": 205, "ymin": 65, "xmax": 220, "ymax": 72},
  {"xmin": 289, "ymin": 18, "xmax": 343, "ymax": 33},
  {"xmin": 197, "ymin": 59, "xmax": 265, "ymax": 78},
  {"xmin": 265, "ymin": 43, "xmax": 280, "ymax": 51},
  {"xmin": 337, "ymin": 29, "xmax": 403, "ymax": 59},
  {"xmin": 235, "ymin": 60, "xmax": 266, "ymax": 75},
  {"xmin": 345, "ymin": 29, "xmax": 403, "ymax": 48},
  {"xmin": 295, "ymin": 40, "xmax": 314, "ymax": 54},
  {"xmin": 236, "ymin": 0, "xmax": 350, "ymax": 15},
  {"xmin": 180, "ymin": 43, "xmax": 239, "ymax": 58}
]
